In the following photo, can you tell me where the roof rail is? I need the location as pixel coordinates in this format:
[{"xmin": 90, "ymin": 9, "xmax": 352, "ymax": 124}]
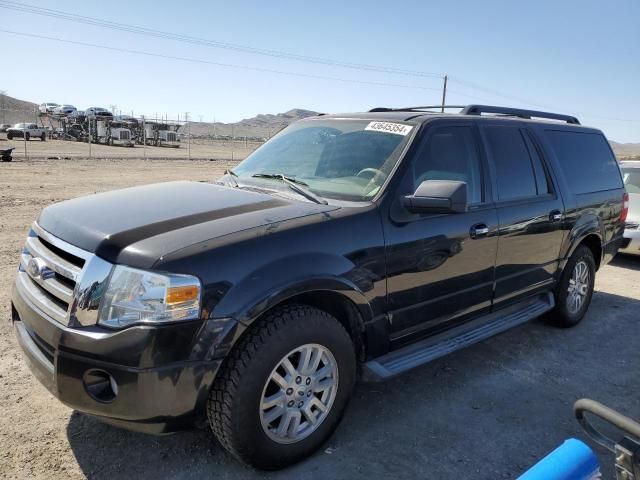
[
  {"xmin": 368, "ymin": 104, "xmax": 580, "ymax": 125},
  {"xmin": 461, "ymin": 105, "xmax": 580, "ymax": 124},
  {"xmin": 369, "ymin": 105, "xmax": 466, "ymax": 113}
]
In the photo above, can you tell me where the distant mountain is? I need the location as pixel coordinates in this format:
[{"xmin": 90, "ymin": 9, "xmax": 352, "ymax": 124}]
[
  {"xmin": 183, "ymin": 108, "xmax": 320, "ymax": 139},
  {"xmin": 2, "ymin": 93, "xmax": 639, "ymax": 157},
  {"xmin": 610, "ymin": 141, "xmax": 640, "ymax": 160},
  {"xmin": 0, "ymin": 94, "xmax": 39, "ymax": 125}
]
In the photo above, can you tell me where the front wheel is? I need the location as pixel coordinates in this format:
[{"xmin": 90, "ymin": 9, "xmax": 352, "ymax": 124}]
[
  {"xmin": 207, "ymin": 304, "xmax": 356, "ymax": 470},
  {"xmin": 25, "ymin": 132, "xmax": 30, "ymax": 141},
  {"xmin": 548, "ymin": 245, "xmax": 596, "ymax": 328}
]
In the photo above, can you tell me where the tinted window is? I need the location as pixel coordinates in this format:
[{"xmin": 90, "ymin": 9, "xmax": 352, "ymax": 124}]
[
  {"xmin": 410, "ymin": 126, "xmax": 483, "ymax": 204},
  {"xmin": 524, "ymin": 132, "xmax": 550, "ymax": 195},
  {"xmin": 484, "ymin": 126, "xmax": 537, "ymax": 200},
  {"xmin": 547, "ymin": 131, "xmax": 622, "ymax": 194}
]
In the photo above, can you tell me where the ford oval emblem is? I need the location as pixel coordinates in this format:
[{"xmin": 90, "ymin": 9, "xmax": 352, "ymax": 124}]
[{"xmin": 27, "ymin": 257, "xmax": 47, "ymax": 279}]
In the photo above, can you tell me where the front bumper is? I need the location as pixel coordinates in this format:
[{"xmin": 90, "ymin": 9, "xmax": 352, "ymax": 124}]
[
  {"xmin": 11, "ymin": 278, "xmax": 235, "ymax": 434},
  {"xmin": 112, "ymin": 139, "xmax": 134, "ymax": 146},
  {"xmin": 620, "ymin": 229, "xmax": 640, "ymax": 256}
]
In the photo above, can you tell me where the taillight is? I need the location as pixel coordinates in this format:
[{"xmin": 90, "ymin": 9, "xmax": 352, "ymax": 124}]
[{"xmin": 621, "ymin": 192, "xmax": 629, "ymax": 223}]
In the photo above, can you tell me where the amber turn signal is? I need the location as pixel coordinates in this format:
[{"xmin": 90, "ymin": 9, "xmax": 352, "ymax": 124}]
[{"xmin": 166, "ymin": 285, "xmax": 199, "ymax": 304}]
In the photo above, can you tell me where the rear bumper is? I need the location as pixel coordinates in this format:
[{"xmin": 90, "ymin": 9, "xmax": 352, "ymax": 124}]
[
  {"xmin": 620, "ymin": 229, "xmax": 640, "ymax": 256},
  {"xmin": 11, "ymin": 279, "xmax": 232, "ymax": 434}
]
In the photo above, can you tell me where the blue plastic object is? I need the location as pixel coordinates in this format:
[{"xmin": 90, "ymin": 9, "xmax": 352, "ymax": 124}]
[{"xmin": 518, "ymin": 438, "xmax": 600, "ymax": 480}]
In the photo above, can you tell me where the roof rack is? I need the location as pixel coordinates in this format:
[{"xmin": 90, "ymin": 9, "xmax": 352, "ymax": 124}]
[
  {"xmin": 461, "ymin": 105, "xmax": 580, "ymax": 124},
  {"xmin": 369, "ymin": 105, "xmax": 465, "ymax": 113},
  {"xmin": 368, "ymin": 104, "xmax": 580, "ymax": 125}
]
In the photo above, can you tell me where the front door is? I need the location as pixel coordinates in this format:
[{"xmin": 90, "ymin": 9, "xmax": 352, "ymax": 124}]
[{"xmin": 383, "ymin": 121, "xmax": 498, "ymax": 346}]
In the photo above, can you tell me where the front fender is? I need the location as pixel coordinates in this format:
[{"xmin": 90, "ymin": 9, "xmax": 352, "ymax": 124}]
[{"xmin": 210, "ymin": 252, "xmax": 377, "ymax": 325}]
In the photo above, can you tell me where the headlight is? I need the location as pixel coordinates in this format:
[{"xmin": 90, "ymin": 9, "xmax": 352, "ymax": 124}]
[{"xmin": 97, "ymin": 265, "xmax": 201, "ymax": 329}]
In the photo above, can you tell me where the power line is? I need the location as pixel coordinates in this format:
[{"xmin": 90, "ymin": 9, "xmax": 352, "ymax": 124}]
[
  {"xmin": 0, "ymin": 0, "xmax": 445, "ymax": 79},
  {"xmin": 449, "ymin": 77, "xmax": 640, "ymax": 124},
  {"xmin": 0, "ymin": 29, "xmax": 446, "ymax": 93}
]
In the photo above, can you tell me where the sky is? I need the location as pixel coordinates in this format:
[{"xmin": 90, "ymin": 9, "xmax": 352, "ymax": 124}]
[{"xmin": 1, "ymin": 0, "xmax": 639, "ymax": 142}]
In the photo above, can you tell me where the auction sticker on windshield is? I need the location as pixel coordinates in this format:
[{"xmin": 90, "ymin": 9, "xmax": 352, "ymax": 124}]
[{"xmin": 365, "ymin": 121, "xmax": 413, "ymax": 136}]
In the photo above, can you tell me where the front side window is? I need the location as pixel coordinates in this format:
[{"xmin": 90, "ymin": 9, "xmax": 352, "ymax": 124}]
[
  {"xmin": 408, "ymin": 125, "xmax": 483, "ymax": 204},
  {"xmin": 233, "ymin": 119, "xmax": 415, "ymax": 201}
]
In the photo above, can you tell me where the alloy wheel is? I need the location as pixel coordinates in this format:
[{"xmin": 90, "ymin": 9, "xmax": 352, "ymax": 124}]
[{"xmin": 259, "ymin": 343, "xmax": 338, "ymax": 444}]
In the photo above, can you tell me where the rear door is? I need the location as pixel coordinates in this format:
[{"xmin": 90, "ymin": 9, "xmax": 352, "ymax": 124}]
[{"xmin": 480, "ymin": 122, "xmax": 566, "ymax": 307}]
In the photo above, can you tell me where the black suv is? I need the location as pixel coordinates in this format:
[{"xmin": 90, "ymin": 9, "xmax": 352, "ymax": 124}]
[{"xmin": 11, "ymin": 105, "xmax": 627, "ymax": 469}]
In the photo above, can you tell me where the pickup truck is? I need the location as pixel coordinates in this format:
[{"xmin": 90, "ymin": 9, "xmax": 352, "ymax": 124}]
[
  {"xmin": 11, "ymin": 104, "xmax": 626, "ymax": 469},
  {"xmin": 6, "ymin": 123, "xmax": 46, "ymax": 141}
]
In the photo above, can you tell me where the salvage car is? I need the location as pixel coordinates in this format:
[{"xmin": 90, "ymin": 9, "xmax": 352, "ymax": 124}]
[
  {"xmin": 11, "ymin": 105, "xmax": 626, "ymax": 469},
  {"xmin": 619, "ymin": 160, "xmax": 640, "ymax": 255},
  {"xmin": 6, "ymin": 123, "xmax": 46, "ymax": 141}
]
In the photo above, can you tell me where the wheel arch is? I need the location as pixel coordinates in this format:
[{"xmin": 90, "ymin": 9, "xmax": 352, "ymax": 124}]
[
  {"xmin": 223, "ymin": 280, "xmax": 375, "ymax": 363},
  {"xmin": 561, "ymin": 214, "xmax": 604, "ymax": 271}
]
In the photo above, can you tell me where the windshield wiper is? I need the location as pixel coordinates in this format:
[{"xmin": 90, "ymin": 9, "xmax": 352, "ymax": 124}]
[
  {"xmin": 222, "ymin": 168, "xmax": 239, "ymax": 187},
  {"xmin": 251, "ymin": 173, "xmax": 327, "ymax": 205}
]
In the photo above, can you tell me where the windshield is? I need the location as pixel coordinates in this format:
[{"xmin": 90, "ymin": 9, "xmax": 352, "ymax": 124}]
[
  {"xmin": 623, "ymin": 167, "xmax": 640, "ymax": 194},
  {"xmin": 233, "ymin": 119, "xmax": 415, "ymax": 201}
]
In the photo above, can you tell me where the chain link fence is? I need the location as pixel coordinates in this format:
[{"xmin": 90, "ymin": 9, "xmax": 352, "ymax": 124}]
[{"xmin": 0, "ymin": 106, "xmax": 271, "ymax": 162}]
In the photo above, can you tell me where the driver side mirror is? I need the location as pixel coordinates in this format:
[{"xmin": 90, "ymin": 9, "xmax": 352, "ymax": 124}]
[{"xmin": 402, "ymin": 180, "xmax": 468, "ymax": 214}]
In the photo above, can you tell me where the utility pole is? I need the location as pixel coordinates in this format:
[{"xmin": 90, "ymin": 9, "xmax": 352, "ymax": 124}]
[
  {"xmin": 142, "ymin": 115, "xmax": 147, "ymax": 159},
  {"xmin": 441, "ymin": 75, "xmax": 448, "ymax": 113},
  {"xmin": 185, "ymin": 112, "xmax": 191, "ymax": 160}
]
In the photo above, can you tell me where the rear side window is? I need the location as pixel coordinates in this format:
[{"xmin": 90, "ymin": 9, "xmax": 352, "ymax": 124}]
[
  {"xmin": 483, "ymin": 126, "xmax": 537, "ymax": 201},
  {"xmin": 546, "ymin": 131, "xmax": 622, "ymax": 194}
]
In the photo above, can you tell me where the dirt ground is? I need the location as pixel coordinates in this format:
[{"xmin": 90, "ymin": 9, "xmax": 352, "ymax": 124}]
[{"xmin": 1, "ymin": 157, "xmax": 639, "ymax": 479}]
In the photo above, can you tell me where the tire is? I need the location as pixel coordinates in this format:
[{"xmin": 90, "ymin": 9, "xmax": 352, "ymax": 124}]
[
  {"xmin": 207, "ymin": 304, "xmax": 356, "ymax": 470},
  {"xmin": 7, "ymin": 133, "xmax": 12, "ymax": 140},
  {"xmin": 25, "ymin": 132, "xmax": 30, "ymax": 141},
  {"xmin": 548, "ymin": 245, "xmax": 596, "ymax": 328},
  {"xmin": 40, "ymin": 133, "xmax": 46, "ymax": 141}
]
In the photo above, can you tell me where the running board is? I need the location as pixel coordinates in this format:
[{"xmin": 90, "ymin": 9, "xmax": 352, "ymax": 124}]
[{"xmin": 363, "ymin": 293, "xmax": 554, "ymax": 381}]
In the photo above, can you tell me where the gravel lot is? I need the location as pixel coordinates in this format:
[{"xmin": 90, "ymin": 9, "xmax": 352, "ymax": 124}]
[{"xmin": 1, "ymin": 157, "xmax": 639, "ymax": 479}]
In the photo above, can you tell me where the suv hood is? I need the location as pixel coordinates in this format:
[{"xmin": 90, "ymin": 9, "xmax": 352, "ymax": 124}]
[{"xmin": 38, "ymin": 181, "xmax": 337, "ymax": 268}]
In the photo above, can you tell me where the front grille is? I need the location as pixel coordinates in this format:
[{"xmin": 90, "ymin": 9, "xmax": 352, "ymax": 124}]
[
  {"xmin": 166, "ymin": 132, "xmax": 177, "ymax": 142},
  {"xmin": 625, "ymin": 222, "xmax": 639, "ymax": 230},
  {"xmin": 119, "ymin": 130, "xmax": 130, "ymax": 140},
  {"xmin": 18, "ymin": 224, "xmax": 89, "ymax": 324}
]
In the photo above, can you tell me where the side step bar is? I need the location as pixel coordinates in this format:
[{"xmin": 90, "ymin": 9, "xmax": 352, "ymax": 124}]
[{"xmin": 363, "ymin": 293, "xmax": 554, "ymax": 381}]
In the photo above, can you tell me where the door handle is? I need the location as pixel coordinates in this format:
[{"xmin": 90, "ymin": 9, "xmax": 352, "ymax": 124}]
[
  {"xmin": 550, "ymin": 210, "xmax": 563, "ymax": 222},
  {"xmin": 470, "ymin": 223, "xmax": 489, "ymax": 239}
]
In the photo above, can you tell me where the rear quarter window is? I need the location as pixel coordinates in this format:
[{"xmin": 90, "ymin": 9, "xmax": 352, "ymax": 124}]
[{"xmin": 546, "ymin": 130, "xmax": 622, "ymax": 194}]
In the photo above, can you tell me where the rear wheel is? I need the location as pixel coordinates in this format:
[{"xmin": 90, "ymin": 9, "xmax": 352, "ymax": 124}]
[
  {"xmin": 25, "ymin": 132, "xmax": 30, "ymax": 141},
  {"xmin": 40, "ymin": 133, "xmax": 46, "ymax": 141},
  {"xmin": 6, "ymin": 133, "xmax": 12, "ymax": 140},
  {"xmin": 207, "ymin": 304, "xmax": 356, "ymax": 470},
  {"xmin": 548, "ymin": 245, "xmax": 596, "ymax": 327}
]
